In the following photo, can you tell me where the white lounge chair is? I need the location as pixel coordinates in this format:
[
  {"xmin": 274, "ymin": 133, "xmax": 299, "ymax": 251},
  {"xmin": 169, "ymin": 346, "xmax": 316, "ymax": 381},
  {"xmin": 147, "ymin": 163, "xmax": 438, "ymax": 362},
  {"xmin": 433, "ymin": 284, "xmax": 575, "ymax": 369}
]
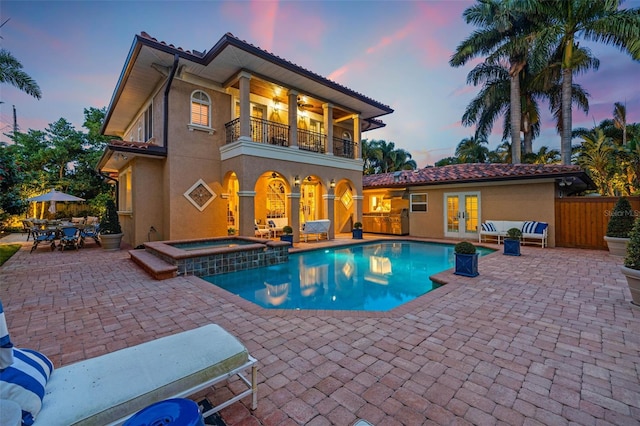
[{"xmin": 33, "ymin": 324, "xmax": 257, "ymax": 426}]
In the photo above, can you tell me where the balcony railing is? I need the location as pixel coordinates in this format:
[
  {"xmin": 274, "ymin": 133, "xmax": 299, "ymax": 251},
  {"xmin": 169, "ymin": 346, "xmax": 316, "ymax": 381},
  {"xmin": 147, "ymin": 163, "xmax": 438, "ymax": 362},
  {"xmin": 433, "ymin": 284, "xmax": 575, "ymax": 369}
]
[
  {"xmin": 224, "ymin": 117, "xmax": 356, "ymax": 159},
  {"xmin": 298, "ymin": 129, "xmax": 326, "ymax": 153},
  {"xmin": 333, "ymin": 137, "xmax": 356, "ymax": 159},
  {"xmin": 225, "ymin": 117, "xmax": 290, "ymax": 146}
]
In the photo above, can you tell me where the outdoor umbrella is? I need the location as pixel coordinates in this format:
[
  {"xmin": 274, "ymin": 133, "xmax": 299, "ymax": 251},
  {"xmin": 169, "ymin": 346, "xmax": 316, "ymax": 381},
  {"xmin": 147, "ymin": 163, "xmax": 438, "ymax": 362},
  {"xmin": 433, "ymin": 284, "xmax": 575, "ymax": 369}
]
[
  {"xmin": 27, "ymin": 189, "xmax": 85, "ymax": 218},
  {"xmin": 27, "ymin": 189, "xmax": 85, "ymax": 203}
]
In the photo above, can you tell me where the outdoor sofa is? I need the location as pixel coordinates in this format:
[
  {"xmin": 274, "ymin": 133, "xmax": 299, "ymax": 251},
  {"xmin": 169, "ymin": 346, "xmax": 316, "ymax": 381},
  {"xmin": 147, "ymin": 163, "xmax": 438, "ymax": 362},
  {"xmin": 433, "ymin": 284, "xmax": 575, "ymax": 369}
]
[
  {"xmin": 479, "ymin": 220, "xmax": 548, "ymax": 248},
  {"xmin": 2, "ymin": 324, "xmax": 257, "ymax": 426}
]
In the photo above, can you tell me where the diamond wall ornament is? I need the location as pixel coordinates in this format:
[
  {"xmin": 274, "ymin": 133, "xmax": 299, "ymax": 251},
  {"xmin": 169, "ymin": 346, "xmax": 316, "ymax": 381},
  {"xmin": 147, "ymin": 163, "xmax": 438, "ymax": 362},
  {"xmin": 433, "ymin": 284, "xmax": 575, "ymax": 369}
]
[
  {"xmin": 341, "ymin": 189, "xmax": 353, "ymax": 209},
  {"xmin": 184, "ymin": 179, "xmax": 216, "ymax": 211}
]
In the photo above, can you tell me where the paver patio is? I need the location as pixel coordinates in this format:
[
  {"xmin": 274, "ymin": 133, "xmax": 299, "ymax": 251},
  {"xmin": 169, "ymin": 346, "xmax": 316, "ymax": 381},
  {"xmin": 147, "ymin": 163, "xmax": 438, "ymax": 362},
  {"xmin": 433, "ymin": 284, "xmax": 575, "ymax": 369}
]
[{"xmin": 1, "ymin": 234, "xmax": 639, "ymax": 425}]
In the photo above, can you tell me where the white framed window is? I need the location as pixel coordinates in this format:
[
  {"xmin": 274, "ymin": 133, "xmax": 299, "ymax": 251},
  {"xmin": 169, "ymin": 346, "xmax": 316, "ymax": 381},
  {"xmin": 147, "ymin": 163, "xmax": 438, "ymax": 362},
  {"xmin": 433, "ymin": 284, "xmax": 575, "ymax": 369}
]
[
  {"xmin": 410, "ymin": 193, "xmax": 428, "ymax": 212},
  {"xmin": 189, "ymin": 90, "xmax": 214, "ymax": 133}
]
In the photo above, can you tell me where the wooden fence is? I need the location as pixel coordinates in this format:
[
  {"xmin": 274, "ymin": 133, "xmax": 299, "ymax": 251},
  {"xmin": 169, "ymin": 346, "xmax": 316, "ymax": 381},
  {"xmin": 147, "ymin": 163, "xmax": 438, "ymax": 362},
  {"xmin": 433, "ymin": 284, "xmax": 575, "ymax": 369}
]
[{"xmin": 555, "ymin": 196, "xmax": 640, "ymax": 250}]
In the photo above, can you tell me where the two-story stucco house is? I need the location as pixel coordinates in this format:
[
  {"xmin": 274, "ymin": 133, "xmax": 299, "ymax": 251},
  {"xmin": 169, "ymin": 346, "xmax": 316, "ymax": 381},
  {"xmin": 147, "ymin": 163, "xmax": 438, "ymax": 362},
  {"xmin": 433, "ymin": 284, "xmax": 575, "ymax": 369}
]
[{"xmin": 97, "ymin": 32, "xmax": 393, "ymax": 247}]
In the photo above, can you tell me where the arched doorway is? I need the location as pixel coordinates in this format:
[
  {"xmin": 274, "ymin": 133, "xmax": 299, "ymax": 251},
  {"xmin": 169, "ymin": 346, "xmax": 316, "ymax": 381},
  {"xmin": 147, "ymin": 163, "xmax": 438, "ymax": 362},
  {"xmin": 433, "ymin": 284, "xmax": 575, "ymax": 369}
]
[
  {"xmin": 300, "ymin": 175, "xmax": 322, "ymax": 225},
  {"xmin": 226, "ymin": 173, "xmax": 239, "ymax": 231}
]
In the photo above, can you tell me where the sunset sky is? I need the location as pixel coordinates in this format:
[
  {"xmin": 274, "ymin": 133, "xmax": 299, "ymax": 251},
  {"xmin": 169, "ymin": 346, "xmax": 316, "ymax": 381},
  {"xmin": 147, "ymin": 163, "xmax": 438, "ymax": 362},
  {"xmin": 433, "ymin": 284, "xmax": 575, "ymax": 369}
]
[{"xmin": 1, "ymin": 0, "xmax": 639, "ymax": 167}]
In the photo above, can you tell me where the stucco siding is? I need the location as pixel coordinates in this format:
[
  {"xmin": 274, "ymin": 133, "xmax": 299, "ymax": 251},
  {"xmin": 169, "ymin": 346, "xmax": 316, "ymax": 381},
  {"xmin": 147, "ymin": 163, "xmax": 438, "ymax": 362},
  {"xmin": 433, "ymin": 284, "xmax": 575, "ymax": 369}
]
[{"xmin": 403, "ymin": 181, "xmax": 556, "ymax": 246}]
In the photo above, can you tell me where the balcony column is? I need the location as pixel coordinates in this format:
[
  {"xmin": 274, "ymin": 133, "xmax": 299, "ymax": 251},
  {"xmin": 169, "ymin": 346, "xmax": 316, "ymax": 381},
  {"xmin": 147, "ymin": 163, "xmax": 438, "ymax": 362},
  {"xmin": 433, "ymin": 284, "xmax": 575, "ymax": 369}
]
[
  {"xmin": 287, "ymin": 89, "xmax": 298, "ymax": 148},
  {"xmin": 323, "ymin": 193, "xmax": 336, "ymax": 240},
  {"xmin": 288, "ymin": 190, "xmax": 301, "ymax": 243},
  {"xmin": 353, "ymin": 195, "xmax": 363, "ymax": 225},
  {"xmin": 353, "ymin": 114, "xmax": 361, "ymax": 158},
  {"xmin": 238, "ymin": 71, "xmax": 252, "ymax": 142},
  {"xmin": 323, "ymin": 103, "xmax": 334, "ymax": 156},
  {"xmin": 237, "ymin": 190, "xmax": 256, "ymax": 237}
]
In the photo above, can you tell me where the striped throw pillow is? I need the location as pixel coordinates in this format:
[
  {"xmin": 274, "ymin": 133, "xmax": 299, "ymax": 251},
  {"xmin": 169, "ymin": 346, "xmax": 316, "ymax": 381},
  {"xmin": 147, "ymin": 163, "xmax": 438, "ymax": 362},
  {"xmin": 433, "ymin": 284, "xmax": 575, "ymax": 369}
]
[
  {"xmin": 481, "ymin": 222, "xmax": 496, "ymax": 232},
  {"xmin": 0, "ymin": 348, "xmax": 54, "ymax": 425},
  {"xmin": 522, "ymin": 221, "xmax": 538, "ymax": 234},
  {"xmin": 0, "ymin": 300, "xmax": 13, "ymax": 369}
]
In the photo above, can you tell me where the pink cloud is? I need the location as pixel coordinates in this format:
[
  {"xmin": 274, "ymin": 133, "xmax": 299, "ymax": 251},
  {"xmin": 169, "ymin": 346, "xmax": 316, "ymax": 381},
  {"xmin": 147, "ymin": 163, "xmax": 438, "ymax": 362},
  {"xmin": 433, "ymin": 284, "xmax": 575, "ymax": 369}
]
[{"xmin": 365, "ymin": 24, "xmax": 413, "ymax": 55}]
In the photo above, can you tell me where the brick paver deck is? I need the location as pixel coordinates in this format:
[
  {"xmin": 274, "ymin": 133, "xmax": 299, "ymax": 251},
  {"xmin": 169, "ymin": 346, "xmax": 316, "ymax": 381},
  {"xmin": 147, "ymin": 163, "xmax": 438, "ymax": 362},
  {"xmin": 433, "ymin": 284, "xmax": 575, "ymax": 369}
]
[{"xmin": 1, "ymin": 234, "xmax": 638, "ymax": 425}]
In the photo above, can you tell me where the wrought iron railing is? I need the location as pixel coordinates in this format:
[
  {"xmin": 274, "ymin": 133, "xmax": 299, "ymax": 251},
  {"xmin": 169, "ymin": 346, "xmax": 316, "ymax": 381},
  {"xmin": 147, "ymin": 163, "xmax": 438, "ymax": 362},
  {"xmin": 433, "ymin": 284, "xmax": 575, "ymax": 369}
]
[
  {"xmin": 224, "ymin": 117, "xmax": 290, "ymax": 146},
  {"xmin": 333, "ymin": 137, "xmax": 356, "ymax": 159},
  {"xmin": 298, "ymin": 129, "xmax": 326, "ymax": 153}
]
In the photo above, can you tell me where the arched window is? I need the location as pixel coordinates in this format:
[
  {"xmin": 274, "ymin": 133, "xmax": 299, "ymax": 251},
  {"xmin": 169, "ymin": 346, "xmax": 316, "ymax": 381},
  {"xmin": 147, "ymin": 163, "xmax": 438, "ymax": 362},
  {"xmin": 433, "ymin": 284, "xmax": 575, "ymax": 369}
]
[
  {"xmin": 190, "ymin": 90, "xmax": 211, "ymax": 127},
  {"xmin": 342, "ymin": 131, "xmax": 352, "ymax": 141}
]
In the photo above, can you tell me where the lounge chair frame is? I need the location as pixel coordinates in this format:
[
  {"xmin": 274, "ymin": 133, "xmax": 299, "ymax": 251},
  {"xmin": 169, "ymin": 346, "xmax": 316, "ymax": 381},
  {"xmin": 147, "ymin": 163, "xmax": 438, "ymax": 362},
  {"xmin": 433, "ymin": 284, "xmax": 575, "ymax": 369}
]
[{"xmin": 33, "ymin": 324, "xmax": 258, "ymax": 426}]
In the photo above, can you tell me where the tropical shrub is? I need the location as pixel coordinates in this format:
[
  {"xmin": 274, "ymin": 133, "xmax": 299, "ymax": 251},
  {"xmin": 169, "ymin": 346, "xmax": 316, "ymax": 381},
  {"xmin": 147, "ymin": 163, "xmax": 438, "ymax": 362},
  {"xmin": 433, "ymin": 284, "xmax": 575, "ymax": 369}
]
[
  {"xmin": 624, "ymin": 217, "xmax": 640, "ymax": 270},
  {"xmin": 606, "ymin": 197, "xmax": 635, "ymax": 238},
  {"xmin": 454, "ymin": 241, "xmax": 476, "ymax": 254},
  {"xmin": 100, "ymin": 199, "xmax": 122, "ymax": 235}
]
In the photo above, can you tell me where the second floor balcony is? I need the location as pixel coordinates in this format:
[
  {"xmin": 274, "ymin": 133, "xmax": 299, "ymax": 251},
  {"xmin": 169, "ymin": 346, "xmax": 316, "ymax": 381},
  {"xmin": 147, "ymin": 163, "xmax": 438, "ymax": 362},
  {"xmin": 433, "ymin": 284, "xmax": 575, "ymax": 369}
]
[{"xmin": 225, "ymin": 117, "xmax": 357, "ymax": 160}]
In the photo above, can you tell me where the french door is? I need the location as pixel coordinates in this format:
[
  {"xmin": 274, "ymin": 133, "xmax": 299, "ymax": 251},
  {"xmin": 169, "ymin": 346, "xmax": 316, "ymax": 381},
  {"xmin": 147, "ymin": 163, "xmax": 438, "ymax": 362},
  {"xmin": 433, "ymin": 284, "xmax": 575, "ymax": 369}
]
[{"xmin": 444, "ymin": 192, "xmax": 480, "ymax": 239}]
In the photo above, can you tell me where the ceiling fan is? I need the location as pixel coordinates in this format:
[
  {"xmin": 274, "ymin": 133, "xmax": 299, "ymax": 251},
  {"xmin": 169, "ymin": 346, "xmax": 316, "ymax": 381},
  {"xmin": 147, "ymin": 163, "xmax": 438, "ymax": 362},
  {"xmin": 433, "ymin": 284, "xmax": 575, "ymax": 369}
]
[{"xmin": 297, "ymin": 97, "xmax": 314, "ymax": 110}]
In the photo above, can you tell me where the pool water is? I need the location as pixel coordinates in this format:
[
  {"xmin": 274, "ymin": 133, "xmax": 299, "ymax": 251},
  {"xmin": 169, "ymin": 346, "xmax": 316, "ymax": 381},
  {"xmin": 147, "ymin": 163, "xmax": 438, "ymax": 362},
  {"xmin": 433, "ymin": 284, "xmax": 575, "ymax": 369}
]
[{"xmin": 204, "ymin": 241, "xmax": 493, "ymax": 311}]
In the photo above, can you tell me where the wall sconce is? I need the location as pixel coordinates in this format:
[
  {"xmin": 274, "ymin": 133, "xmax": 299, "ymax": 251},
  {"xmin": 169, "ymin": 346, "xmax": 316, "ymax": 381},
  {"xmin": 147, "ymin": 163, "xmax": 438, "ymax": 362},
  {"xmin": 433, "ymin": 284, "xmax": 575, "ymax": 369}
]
[
  {"xmin": 330, "ymin": 179, "xmax": 336, "ymax": 188},
  {"xmin": 294, "ymin": 175, "xmax": 300, "ymax": 187},
  {"xmin": 273, "ymin": 98, "xmax": 280, "ymax": 111}
]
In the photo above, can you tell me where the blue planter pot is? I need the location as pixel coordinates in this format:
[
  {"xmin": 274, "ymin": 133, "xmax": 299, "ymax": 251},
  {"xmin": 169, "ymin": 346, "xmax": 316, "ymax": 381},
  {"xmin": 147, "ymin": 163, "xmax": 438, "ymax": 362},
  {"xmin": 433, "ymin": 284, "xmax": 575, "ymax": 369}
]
[
  {"xmin": 454, "ymin": 253, "xmax": 479, "ymax": 277},
  {"xmin": 352, "ymin": 229, "xmax": 363, "ymax": 239},
  {"xmin": 503, "ymin": 239, "xmax": 521, "ymax": 256},
  {"xmin": 280, "ymin": 234, "xmax": 293, "ymax": 245}
]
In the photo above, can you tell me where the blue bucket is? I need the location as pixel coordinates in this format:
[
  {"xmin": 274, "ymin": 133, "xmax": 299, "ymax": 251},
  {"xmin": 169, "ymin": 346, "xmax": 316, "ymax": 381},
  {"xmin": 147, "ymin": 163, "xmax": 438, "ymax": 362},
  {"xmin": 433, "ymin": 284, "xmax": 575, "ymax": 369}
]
[{"xmin": 123, "ymin": 398, "xmax": 204, "ymax": 426}]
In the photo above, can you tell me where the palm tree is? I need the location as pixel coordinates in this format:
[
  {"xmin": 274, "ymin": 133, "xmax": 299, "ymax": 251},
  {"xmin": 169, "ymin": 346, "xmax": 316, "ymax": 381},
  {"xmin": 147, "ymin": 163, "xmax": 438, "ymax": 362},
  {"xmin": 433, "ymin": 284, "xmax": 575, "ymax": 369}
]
[
  {"xmin": 576, "ymin": 128, "xmax": 617, "ymax": 195},
  {"xmin": 451, "ymin": 0, "xmax": 540, "ymax": 163},
  {"xmin": 462, "ymin": 40, "xmax": 591, "ymax": 156},
  {"xmin": 0, "ymin": 49, "xmax": 42, "ymax": 100},
  {"xmin": 522, "ymin": 146, "xmax": 561, "ymax": 164},
  {"xmin": 523, "ymin": 0, "xmax": 640, "ymax": 165},
  {"xmin": 456, "ymin": 135, "xmax": 490, "ymax": 163},
  {"xmin": 613, "ymin": 102, "xmax": 627, "ymax": 146},
  {"xmin": 361, "ymin": 139, "xmax": 417, "ymax": 174}
]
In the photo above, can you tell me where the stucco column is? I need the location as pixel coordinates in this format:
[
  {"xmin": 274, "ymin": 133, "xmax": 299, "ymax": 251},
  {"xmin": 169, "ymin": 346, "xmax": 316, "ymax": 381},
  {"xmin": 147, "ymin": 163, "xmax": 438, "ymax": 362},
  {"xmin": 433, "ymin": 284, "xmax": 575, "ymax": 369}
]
[
  {"xmin": 323, "ymin": 103, "xmax": 334, "ymax": 156},
  {"xmin": 238, "ymin": 71, "xmax": 252, "ymax": 142},
  {"xmin": 237, "ymin": 190, "xmax": 256, "ymax": 237},
  {"xmin": 353, "ymin": 195, "xmax": 363, "ymax": 224},
  {"xmin": 353, "ymin": 114, "xmax": 361, "ymax": 159},
  {"xmin": 288, "ymin": 190, "xmax": 301, "ymax": 243},
  {"xmin": 323, "ymin": 192, "xmax": 336, "ymax": 240},
  {"xmin": 288, "ymin": 89, "xmax": 298, "ymax": 148}
]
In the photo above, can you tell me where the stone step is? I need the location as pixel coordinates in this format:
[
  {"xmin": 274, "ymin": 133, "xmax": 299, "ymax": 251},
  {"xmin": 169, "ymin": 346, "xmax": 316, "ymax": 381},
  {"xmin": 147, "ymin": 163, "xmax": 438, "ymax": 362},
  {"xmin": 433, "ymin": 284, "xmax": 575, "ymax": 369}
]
[{"xmin": 129, "ymin": 249, "xmax": 177, "ymax": 280}]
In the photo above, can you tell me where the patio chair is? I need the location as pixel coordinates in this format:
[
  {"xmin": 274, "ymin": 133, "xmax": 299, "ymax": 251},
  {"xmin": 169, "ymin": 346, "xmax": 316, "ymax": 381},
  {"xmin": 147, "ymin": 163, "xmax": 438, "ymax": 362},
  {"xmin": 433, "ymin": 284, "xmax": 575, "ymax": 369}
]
[
  {"xmin": 58, "ymin": 226, "xmax": 81, "ymax": 251},
  {"xmin": 21, "ymin": 220, "xmax": 34, "ymax": 241},
  {"xmin": 255, "ymin": 221, "xmax": 271, "ymax": 238},
  {"xmin": 80, "ymin": 223, "xmax": 101, "ymax": 247},
  {"xmin": 30, "ymin": 229, "xmax": 57, "ymax": 253}
]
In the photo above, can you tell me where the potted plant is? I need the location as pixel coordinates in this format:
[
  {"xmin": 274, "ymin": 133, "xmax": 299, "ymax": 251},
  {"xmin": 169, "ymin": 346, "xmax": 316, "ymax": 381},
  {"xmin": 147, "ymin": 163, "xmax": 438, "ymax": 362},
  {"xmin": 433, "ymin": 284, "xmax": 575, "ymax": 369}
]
[
  {"xmin": 280, "ymin": 225, "xmax": 294, "ymax": 245},
  {"xmin": 227, "ymin": 227, "xmax": 236, "ymax": 236},
  {"xmin": 454, "ymin": 241, "xmax": 478, "ymax": 277},
  {"xmin": 503, "ymin": 227, "xmax": 522, "ymax": 256},
  {"xmin": 621, "ymin": 216, "xmax": 640, "ymax": 305},
  {"xmin": 99, "ymin": 199, "xmax": 123, "ymax": 251},
  {"xmin": 352, "ymin": 221, "xmax": 363, "ymax": 239},
  {"xmin": 605, "ymin": 197, "xmax": 635, "ymax": 256}
]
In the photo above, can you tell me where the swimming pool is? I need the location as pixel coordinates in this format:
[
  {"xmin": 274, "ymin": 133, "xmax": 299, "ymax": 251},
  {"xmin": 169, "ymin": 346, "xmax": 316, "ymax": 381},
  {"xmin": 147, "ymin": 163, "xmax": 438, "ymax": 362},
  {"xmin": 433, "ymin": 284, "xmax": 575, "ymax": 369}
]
[{"xmin": 204, "ymin": 241, "xmax": 493, "ymax": 311}]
